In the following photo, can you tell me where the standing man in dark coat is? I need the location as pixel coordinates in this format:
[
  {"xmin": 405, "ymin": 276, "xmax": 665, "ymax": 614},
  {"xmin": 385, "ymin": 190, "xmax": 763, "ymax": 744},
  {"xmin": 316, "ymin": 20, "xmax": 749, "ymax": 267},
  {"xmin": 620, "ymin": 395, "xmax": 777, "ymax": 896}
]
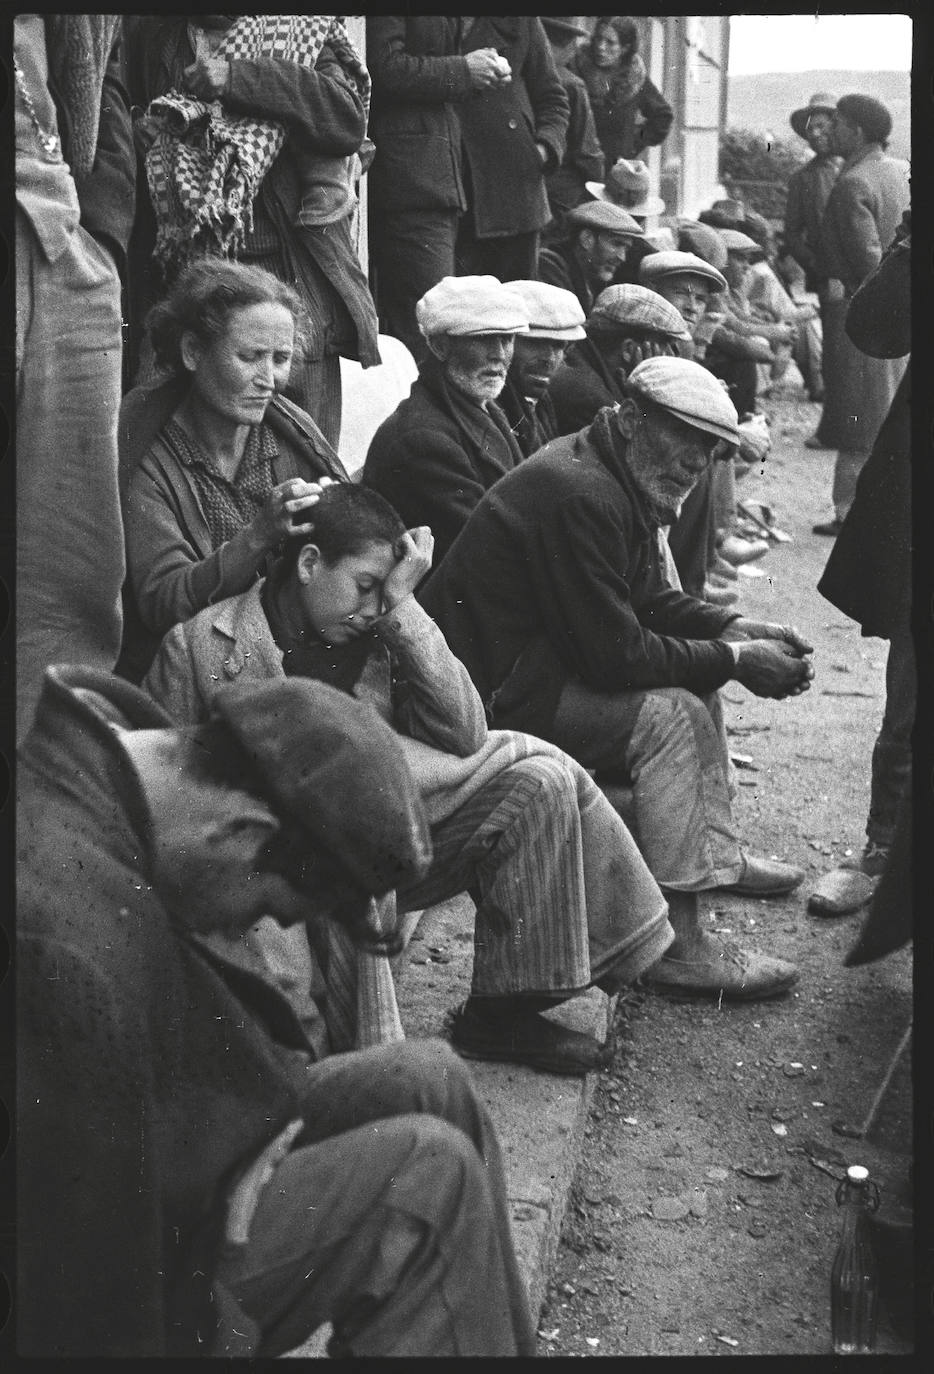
[
  {"xmin": 363, "ymin": 277, "xmax": 529, "ymax": 567},
  {"xmin": 422, "ymin": 357, "xmax": 814, "ymax": 1004},
  {"xmin": 17, "ymin": 666, "xmax": 536, "ymax": 1357},
  {"xmin": 818, "ymin": 213, "xmax": 912, "ymax": 878},
  {"xmin": 784, "ymin": 92, "xmax": 843, "ymax": 448},
  {"xmin": 540, "ymin": 16, "xmax": 605, "ymax": 231},
  {"xmin": 15, "ymin": 14, "xmax": 136, "ymax": 742},
  {"xmin": 454, "ymin": 16, "xmax": 569, "ymax": 281},
  {"xmin": 366, "ymin": 17, "xmax": 511, "ymax": 360}
]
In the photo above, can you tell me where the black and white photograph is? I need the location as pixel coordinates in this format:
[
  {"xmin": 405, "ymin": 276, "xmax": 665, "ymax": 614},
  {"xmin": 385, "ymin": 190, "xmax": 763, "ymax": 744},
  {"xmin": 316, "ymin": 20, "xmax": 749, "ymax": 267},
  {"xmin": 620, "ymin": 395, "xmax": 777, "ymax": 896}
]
[{"xmin": 5, "ymin": 10, "xmax": 923, "ymax": 1361}]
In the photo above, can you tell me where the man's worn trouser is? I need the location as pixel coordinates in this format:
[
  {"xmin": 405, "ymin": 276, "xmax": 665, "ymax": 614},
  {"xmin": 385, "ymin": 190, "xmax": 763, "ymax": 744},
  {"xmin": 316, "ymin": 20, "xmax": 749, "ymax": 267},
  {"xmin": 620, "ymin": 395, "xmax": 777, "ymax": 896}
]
[
  {"xmin": 215, "ymin": 1040, "xmax": 536, "ymax": 1357},
  {"xmin": 868, "ymin": 629, "xmax": 915, "ymax": 849},
  {"xmin": 396, "ymin": 754, "xmax": 671, "ymax": 997},
  {"xmin": 548, "ymin": 681, "xmax": 746, "ymax": 891}
]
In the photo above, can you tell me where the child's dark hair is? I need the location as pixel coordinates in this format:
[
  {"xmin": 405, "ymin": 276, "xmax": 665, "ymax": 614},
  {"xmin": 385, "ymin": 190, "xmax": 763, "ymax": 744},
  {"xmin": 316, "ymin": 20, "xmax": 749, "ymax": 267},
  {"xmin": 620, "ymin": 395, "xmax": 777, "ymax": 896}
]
[
  {"xmin": 279, "ymin": 483, "xmax": 406, "ymax": 573},
  {"xmin": 146, "ymin": 257, "xmax": 306, "ymax": 377}
]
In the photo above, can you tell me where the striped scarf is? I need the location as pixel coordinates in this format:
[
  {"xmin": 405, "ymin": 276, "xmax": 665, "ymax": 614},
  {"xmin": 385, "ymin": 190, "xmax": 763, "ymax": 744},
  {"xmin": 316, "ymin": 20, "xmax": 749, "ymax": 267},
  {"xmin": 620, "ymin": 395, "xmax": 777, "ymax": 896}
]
[{"xmin": 145, "ymin": 15, "xmax": 370, "ymax": 269}]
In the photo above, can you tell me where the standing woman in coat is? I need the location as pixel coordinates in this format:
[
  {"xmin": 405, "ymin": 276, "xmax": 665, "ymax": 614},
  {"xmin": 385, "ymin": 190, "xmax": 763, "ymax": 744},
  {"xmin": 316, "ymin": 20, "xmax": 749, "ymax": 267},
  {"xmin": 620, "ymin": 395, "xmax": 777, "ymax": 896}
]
[
  {"xmin": 454, "ymin": 16, "xmax": 569, "ymax": 281},
  {"xmin": 568, "ymin": 17, "xmax": 673, "ymax": 168}
]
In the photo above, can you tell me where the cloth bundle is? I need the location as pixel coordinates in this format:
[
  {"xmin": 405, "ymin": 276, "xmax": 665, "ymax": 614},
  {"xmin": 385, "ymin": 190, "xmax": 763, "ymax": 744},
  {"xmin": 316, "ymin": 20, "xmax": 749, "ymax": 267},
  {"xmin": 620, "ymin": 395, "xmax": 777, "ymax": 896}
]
[{"xmin": 145, "ymin": 14, "xmax": 370, "ymax": 268}]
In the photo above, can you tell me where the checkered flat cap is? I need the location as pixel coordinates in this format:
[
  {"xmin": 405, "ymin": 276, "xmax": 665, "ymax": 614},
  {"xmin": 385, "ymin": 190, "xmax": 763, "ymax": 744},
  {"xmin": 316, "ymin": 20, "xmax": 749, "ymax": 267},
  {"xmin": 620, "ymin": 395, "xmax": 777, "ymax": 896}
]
[{"xmin": 588, "ymin": 284, "xmax": 690, "ymax": 339}]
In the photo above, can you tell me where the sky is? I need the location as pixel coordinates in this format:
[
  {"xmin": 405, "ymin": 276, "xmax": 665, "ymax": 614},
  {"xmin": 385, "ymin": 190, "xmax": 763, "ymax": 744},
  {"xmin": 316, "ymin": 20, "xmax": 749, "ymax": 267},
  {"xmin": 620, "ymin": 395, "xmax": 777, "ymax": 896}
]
[{"xmin": 728, "ymin": 13, "xmax": 913, "ymax": 75}]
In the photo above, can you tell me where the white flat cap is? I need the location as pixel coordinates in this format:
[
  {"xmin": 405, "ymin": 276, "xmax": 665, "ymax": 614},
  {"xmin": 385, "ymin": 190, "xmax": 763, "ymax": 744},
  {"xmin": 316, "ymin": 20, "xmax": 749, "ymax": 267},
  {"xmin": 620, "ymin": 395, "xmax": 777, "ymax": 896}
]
[
  {"xmin": 416, "ymin": 276, "xmax": 530, "ymax": 339},
  {"xmin": 504, "ymin": 280, "xmax": 586, "ymax": 340},
  {"xmin": 626, "ymin": 356, "xmax": 739, "ymax": 443}
]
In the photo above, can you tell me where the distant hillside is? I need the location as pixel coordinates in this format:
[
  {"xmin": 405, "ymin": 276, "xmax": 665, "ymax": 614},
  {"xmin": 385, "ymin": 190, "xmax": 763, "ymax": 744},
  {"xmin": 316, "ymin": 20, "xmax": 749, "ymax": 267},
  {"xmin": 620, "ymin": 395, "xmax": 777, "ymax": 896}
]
[{"xmin": 728, "ymin": 70, "xmax": 911, "ymax": 162}]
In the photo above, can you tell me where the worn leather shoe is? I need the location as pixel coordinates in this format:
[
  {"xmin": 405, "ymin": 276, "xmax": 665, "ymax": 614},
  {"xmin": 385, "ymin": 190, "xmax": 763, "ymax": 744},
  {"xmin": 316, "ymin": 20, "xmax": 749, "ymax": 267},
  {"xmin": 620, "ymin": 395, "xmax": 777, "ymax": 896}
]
[
  {"xmin": 720, "ymin": 853, "xmax": 805, "ymax": 897},
  {"xmin": 812, "ymin": 518, "xmax": 844, "ymax": 537},
  {"xmin": 448, "ymin": 1000, "xmax": 610, "ymax": 1076},
  {"xmin": 644, "ymin": 941, "xmax": 798, "ymax": 1001}
]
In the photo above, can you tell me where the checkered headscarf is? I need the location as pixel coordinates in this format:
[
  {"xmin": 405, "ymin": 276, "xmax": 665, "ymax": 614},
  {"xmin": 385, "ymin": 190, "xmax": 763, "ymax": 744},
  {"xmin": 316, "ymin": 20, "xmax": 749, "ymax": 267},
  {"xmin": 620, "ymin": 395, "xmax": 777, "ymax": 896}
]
[{"xmin": 145, "ymin": 15, "xmax": 370, "ymax": 270}]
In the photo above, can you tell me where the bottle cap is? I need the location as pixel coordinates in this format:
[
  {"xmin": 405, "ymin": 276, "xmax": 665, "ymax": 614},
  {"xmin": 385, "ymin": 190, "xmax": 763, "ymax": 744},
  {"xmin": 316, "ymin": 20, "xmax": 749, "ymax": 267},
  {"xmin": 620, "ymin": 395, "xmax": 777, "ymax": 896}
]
[{"xmin": 847, "ymin": 1165, "xmax": 869, "ymax": 1183}]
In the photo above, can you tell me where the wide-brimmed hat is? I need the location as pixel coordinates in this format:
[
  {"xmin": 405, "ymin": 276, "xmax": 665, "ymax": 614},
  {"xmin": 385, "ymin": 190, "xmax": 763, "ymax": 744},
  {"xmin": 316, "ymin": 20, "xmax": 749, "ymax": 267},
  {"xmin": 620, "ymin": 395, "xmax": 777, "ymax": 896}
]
[
  {"xmin": 698, "ymin": 198, "xmax": 748, "ymax": 231},
  {"xmin": 586, "ymin": 158, "xmax": 666, "ymax": 218},
  {"xmin": 789, "ymin": 91, "xmax": 839, "ymax": 139},
  {"xmin": 504, "ymin": 280, "xmax": 586, "ymax": 340},
  {"xmin": 587, "ymin": 284, "xmax": 690, "ymax": 340},
  {"xmin": 416, "ymin": 275, "xmax": 530, "ymax": 339},
  {"xmin": 638, "ymin": 250, "xmax": 727, "ymax": 294},
  {"xmin": 564, "ymin": 200, "xmax": 646, "ymax": 237},
  {"xmin": 541, "ymin": 15, "xmax": 590, "ymax": 40}
]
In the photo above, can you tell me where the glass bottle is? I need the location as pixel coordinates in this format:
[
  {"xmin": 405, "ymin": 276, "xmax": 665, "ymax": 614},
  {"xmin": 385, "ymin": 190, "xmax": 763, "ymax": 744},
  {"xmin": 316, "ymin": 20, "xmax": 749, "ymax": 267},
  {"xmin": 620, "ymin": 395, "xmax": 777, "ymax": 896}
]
[{"xmin": 831, "ymin": 1164, "xmax": 881, "ymax": 1354}]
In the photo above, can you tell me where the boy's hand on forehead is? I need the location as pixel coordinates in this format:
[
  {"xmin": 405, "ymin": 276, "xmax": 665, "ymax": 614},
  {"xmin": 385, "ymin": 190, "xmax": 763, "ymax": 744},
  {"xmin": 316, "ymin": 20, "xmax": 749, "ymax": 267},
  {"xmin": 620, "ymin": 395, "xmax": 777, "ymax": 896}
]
[{"xmin": 382, "ymin": 527, "xmax": 434, "ymax": 609}]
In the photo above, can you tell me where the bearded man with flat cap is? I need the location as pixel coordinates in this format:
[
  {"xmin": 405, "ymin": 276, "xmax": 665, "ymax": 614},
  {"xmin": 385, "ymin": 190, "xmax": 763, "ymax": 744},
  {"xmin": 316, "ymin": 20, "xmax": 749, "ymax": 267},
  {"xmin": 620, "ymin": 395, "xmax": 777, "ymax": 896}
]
[
  {"xmin": 362, "ymin": 275, "xmax": 530, "ymax": 567},
  {"xmin": 17, "ymin": 666, "xmax": 536, "ymax": 1358},
  {"xmin": 422, "ymin": 357, "xmax": 816, "ymax": 1004}
]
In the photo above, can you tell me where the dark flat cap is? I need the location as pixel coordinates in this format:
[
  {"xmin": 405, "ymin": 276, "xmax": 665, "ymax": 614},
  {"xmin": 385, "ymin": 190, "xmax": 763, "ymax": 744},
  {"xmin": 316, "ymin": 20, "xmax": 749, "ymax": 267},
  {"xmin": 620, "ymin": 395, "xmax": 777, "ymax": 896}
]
[{"xmin": 212, "ymin": 678, "xmax": 433, "ymax": 895}]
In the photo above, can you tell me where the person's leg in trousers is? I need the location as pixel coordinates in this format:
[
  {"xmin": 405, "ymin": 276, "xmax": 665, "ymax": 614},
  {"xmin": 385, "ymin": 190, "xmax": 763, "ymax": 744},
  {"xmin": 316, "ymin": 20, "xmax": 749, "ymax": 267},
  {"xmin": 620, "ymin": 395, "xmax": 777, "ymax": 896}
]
[
  {"xmin": 216, "ymin": 1107, "xmax": 534, "ymax": 1355},
  {"xmin": 15, "ymin": 211, "xmax": 125, "ymax": 743},
  {"xmin": 867, "ymin": 629, "xmax": 915, "ymax": 852},
  {"xmin": 282, "ymin": 352, "xmax": 343, "ymax": 451},
  {"xmin": 370, "ymin": 209, "xmax": 460, "ymax": 362},
  {"xmin": 397, "ymin": 754, "xmax": 670, "ymax": 999},
  {"xmin": 831, "ymin": 446, "xmax": 871, "ymax": 523}
]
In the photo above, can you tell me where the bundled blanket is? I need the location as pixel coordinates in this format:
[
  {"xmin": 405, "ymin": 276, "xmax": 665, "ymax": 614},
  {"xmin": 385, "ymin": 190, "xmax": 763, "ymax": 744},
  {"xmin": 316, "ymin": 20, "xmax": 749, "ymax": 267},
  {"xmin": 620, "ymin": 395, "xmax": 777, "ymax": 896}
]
[{"xmin": 145, "ymin": 14, "xmax": 369, "ymax": 268}]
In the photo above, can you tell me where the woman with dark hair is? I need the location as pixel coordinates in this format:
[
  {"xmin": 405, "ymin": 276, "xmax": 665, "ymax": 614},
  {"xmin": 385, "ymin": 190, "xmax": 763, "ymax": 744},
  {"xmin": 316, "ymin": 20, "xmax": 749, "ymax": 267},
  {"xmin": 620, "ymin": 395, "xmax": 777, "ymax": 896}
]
[
  {"xmin": 119, "ymin": 257, "xmax": 349, "ymax": 682},
  {"xmin": 568, "ymin": 17, "xmax": 672, "ymax": 167}
]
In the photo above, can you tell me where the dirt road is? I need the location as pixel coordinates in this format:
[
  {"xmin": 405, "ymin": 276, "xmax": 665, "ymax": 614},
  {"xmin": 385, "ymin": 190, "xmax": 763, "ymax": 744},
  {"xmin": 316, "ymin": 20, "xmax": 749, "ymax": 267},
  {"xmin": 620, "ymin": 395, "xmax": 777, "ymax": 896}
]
[{"xmin": 538, "ymin": 386, "xmax": 914, "ymax": 1357}]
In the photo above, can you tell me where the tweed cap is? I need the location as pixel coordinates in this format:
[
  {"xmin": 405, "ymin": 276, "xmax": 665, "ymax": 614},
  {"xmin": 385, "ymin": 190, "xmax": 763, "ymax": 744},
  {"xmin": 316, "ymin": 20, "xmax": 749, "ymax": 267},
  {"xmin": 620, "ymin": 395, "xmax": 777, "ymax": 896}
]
[
  {"xmin": 504, "ymin": 280, "xmax": 586, "ymax": 340},
  {"xmin": 720, "ymin": 228, "xmax": 764, "ymax": 259},
  {"xmin": 626, "ymin": 355, "xmax": 739, "ymax": 444},
  {"xmin": 565, "ymin": 200, "xmax": 645, "ymax": 237},
  {"xmin": 638, "ymin": 250, "xmax": 727, "ymax": 293},
  {"xmin": 790, "ymin": 91, "xmax": 839, "ymax": 139},
  {"xmin": 698, "ymin": 197, "xmax": 747, "ymax": 230},
  {"xmin": 677, "ymin": 219, "xmax": 728, "ymax": 273},
  {"xmin": 588, "ymin": 283, "xmax": 690, "ymax": 339},
  {"xmin": 416, "ymin": 275, "xmax": 530, "ymax": 339},
  {"xmin": 212, "ymin": 677, "xmax": 433, "ymax": 894}
]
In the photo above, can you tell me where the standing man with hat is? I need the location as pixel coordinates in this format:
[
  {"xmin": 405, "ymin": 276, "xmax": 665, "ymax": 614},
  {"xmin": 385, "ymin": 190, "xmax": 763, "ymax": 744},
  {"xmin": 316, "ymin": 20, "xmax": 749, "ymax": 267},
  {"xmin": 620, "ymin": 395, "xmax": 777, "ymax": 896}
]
[
  {"xmin": 538, "ymin": 198, "xmax": 646, "ymax": 314},
  {"xmin": 540, "ymin": 16, "xmax": 606, "ymax": 230},
  {"xmin": 422, "ymin": 356, "xmax": 814, "ymax": 1004},
  {"xmin": 813, "ymin": 93, "xmax": 910, "ymax": 536},
  {"xmin": 362, "ymin": 276, "xmax": 529, "ymax": 566},
  {"xmin": 784, "ymin": 93, "xmax": 843, "ymax": 447},
  {"xmin": 497, "ymin": 280, "xmax": 587, "ymax": 456}
]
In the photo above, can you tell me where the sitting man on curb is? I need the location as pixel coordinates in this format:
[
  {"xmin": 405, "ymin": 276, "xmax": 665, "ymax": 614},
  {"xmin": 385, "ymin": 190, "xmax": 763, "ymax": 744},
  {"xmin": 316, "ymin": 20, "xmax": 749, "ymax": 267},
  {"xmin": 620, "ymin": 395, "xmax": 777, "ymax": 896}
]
[
  {"xmin": 498, "ymin": 279, "xmax": 586, "ymax": 457},
  {"xmin": 422, "ymin": 357, "xmax": 815, "ymax": 1002},
  {"xmin": 538, "ymin": 198, "xmax": 646, "ymax": 315},
  {"xmin": 18, "ymin": 666, "xmax": 536, "ymax": 1356},
  {"xmin": 144, "ymin": 482, "xmax": 674, "ymax": 1075},
  {"xmin": 363, "ymin": 276, "xmax": 529, "ymax": 567}
]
